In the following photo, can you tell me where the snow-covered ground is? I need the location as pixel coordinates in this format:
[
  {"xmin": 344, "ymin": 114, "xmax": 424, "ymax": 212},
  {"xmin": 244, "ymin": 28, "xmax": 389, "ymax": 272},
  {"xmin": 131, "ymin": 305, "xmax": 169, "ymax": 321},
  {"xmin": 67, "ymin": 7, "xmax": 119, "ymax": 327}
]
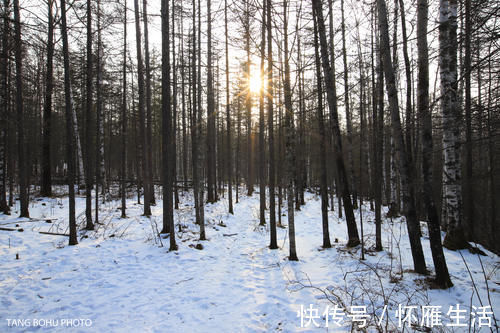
[{"xmin": 0, "ymin": 189, "xmax": 498, "ymax": 332}]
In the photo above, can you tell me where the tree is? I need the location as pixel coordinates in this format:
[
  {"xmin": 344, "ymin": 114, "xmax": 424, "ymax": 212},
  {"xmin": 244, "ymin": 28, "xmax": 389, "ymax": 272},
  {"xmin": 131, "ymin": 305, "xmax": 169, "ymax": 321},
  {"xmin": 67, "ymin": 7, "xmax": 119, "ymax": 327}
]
[
  {"xmin": 283, "ymin": 0, "xmax": 298, "ymax": 260},
  {"xmin": 41, "ymin": 0, "xmax": 54, "ymax": 198},
  {"xmin": 312, "ymin": 3, "xmax": 331, "ymax": 249},
  {"xmin": 312, "ymin": 0, "xmax": 360, "ymax": 247},
  {"xmin": 120, "ymin": 0, "xmax": 127, "ymax": 219},
  {"xmin": 376, "ymin": 0, "xmax": 427, "ymax": 274},
  {"xmin": 161, "ymin": 0, "xmax": 175, "ymax": 250},
  {"xmin": 84, "ymin": 0, "xmax": 93, "ymax": 229},
  {"xmin": 60, "ymin": 0, "xmax": 78, "ymax": 245},
  {"xmin": 0, "ymin": 0, "xmax": 10, "ymax": 214},
  {"xmin": 206, "ymin": 0, "xmax": 216, "ymax": 203},
  {"xmin": 267, "ymin": 0, "xmax": 277, "ymax": 250},
  {"xmin": 13, "ymin": 0, "xmax": 28, "ymax": 218},
  {"xmin": 340, "ymin": 0, "xmax": 357, "ymax": 208},
  {"xmin": 258, "ymin": 0, "xmax": 266, "ymax": 226},
  {"xmin": 143, "ymin": 0, "xmax": 155, "ymax": 207},
  {"xmin": 133, "ymin": 0, "xmax": 151, "ymax": 216},
  {"xmin": 417, "ymin": 0, "xmax": 452, "ymax": 288},
  {"xmin": 439, "ymin": 0, "xmax": 468, "ymax": 250},
  {"xmin": 225, "ymin": 0, "xmax": 233, "ymax": 214}
]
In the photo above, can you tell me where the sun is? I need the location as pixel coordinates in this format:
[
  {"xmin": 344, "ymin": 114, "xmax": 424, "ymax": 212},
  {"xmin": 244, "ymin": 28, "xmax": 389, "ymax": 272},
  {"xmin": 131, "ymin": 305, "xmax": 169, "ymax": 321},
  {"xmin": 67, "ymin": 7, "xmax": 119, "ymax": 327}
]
[{"xmin": 249, "ymin": 71, "xmax": 262, "ymax": 94}]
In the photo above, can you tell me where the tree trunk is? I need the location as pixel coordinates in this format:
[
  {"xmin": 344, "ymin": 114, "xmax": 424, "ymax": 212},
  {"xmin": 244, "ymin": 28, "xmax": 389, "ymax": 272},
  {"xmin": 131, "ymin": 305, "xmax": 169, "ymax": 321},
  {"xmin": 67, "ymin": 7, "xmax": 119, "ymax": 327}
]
[
  {"xmin": 120, "ymin": 0, "xmax": 127, "ymax": 219},
  {"xmin": 161, "ymin": 0, "xmax": 176, "ymax": 250},
  {"xmin": 312, "ymin": 0, "xmax": 360, "ymax": 247},
  {"xmin": 417, "ymin": 0, "xmax": 452, "ymax": 288},
  {"xmin": 13, "ymin": 0, "xmax": 28, "ymax": 218},
  {"xmin": 40, "ymin": 0, "xmax": 53, "ymax": 198},
  {"xmin": 341, "ymin": 0, "xmax": 357, "ymax": 209},
  {"xmin": 225, "ymin": 0, "xmax": 233, "ymax": 215},
  {"xmin": 143, "ymin": 0, "xmax": 155, "ymax": 207},
  {"xmin": 259, "ymin": 0, "xmax": 266, "ymax": 225},
  {"xmin": 267, "ymin": 0, "xmax": 277, "ymax": 250},
  {"xmin": 313, "ymin": 6, "xmax": 331, "ymax": 249},
  {"xmin": 377, "ymin": 0, "xmax": 427, "ymax": 274},
  {"xmin": 440, "ymin": 0, "xmax": 468, "ymax": 250},
  {"xmin": 0, "ymin": 0, "xmax": 10, "ymax": 214},
  {"xmin": 206, "ymin": 0, "xmax": 216, "ymax": 203},
  {"xmin": 60, "ymin": 0, "xmax": 77, "ymax": 245}
]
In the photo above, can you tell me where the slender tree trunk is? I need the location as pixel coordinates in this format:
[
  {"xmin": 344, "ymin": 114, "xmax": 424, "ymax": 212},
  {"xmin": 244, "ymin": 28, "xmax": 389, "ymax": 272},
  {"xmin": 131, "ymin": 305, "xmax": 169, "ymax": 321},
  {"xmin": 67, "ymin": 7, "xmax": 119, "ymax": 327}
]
[
  {"xmin": 172, "ymin": 1, "xmax": 179, "ymax": 210},
  {"xmin": 440, "ymin": 0, "xmax": 468, "ymax": 250},
  {"xmin": 341, "ymin": 0, "xmax": 357, "ymax": 208},
  {"xmin": 133, "ymin": 0, "xmax": 150, "ymax": 216},
  {"xmin": 95, "ymin": 0, "xmax": 106, "ymax": 224},
  {"xmin": 377, "ymin": 0, "xmax": 427, "ymax": 274},
  {"xmin": 13, "ymin": 0, "xmax": 28, "ymax": 218},
  {"xmin": 120, "ymin": 0, "xmax": 127, "ymax": 218},
  {"xmin": 60, "ymin": 0, "xmax": 77, "ymax": 245},
  {"xmin": 143, "ymin": 0, "xmax": 155, "ymax": 206},
  {"xmin": 225, "ymin": 0, "xmax": 233, "ymax": 214},
  {"xmin": 258, "ymin": 0, "xmax": 266, "ymax": 225},
  {"xmin": 206, "ymin": 0, "xmax": 216, "ymax": 203},
  {"xmin": 283, "ymin": 0, "xmax": 298, "ymax": 260},
  {"xmin": 244, "ymin": 0, "xmax": 253, "ymax": 197},
  {"xmin": 83, "ymin": 0, "xmax": 94, "ymax": 228},
  {"xmin": 267, "ymin": 0, "xmax": 277, "ymax": 250},
  {"xmin": 161, "ymin": 0, "xmax": 176, "ymax": 250},
  {"xmin": 0, "ymin": 0, "xmax": 10, "ymax": 214},
  {"xmin": 417, "ymin": 0, "xmax": 452, "ymax": 288},
  {"xmin": 463, "ymin": 0, "xmax": 473, "ymax": 240},
  {"xmin": 372, "ymin": 9, "xmax": 383, "ymax": 251},
  {"xmin": 312, "ymin": 0, "xmax": 360, "ymax": 247},
  {"xmin": 313, "ymin": 6, "xmax": 331, "ymax": 249},
  {"xmin": 191, "ymin": 0, "xmax": 200, "ymax": 226},
  {"xmin": 40, "ymin": 0, "xmax": 53, "ymax": 198}
]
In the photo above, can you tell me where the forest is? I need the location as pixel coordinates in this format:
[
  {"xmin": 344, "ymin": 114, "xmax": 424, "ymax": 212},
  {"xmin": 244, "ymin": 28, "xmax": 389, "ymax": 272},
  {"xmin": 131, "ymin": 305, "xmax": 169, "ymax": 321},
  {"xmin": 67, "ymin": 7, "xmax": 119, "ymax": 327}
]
[{"xmin": 0, "ymin": 0, "xmax": 499, "ymax": 331}]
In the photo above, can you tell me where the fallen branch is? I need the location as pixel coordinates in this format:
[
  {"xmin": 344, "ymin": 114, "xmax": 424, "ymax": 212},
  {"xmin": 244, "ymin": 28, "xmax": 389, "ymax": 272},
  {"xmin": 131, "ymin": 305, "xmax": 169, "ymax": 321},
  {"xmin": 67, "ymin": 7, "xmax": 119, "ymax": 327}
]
[{"xmin": 38, "ymin": 231, "xmax": 70, "ymax": 237}]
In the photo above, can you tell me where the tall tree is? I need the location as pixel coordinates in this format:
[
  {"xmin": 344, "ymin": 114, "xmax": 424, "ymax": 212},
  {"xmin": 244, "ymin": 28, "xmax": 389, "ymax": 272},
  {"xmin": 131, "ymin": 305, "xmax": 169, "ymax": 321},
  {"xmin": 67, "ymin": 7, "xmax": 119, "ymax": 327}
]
[
  {"xmin": 417, "ymin": 0, "xmax": 452, "ymax": 288},
  {"xmin": 161, "ymin": 0, "xmax": 176, "ymax": 250},
  {"xmin": 312, "ymin": 0, "xmax": 360, "ymax": 247},
  {"xmin": 143, "ymin": 0, "xmax": 155, "ymax": 206},
  {"xmin": 377, "ymin": 0, "xmax": 427, "ymax": 274},
  {"xmin": 133, "ymin": 0, "xmax": 151, "ymax": 216},
  {"xmin": 440, "ymin": 0, "xmax": 467, "ymax": 249},
  {"xmin": 283, "ymin": 0, "xmax": 298, "ymax": 260},
  {"xmin": 340, "ymin": 0, "xmax": 357, "ymax": 208},
  {"xmin": 41, "ymin": 0, "xmax": 54, "ymax": 198},
  {"xmin": 13, "ymin": 0, "xmax": 28, "ymax": 218},
  {"xmin": 313, "ymin": 4, "xmax": 331, "ymax": 249},
  {"xmin": 84, "ymin": 0, "xmax": 93, "ymax": 229},
  {"xmin": 206, "ymin": 0, "xmax": 216, "ymax": 203},
  {"xmin": 0, "ymin": 0, "xmax": 10, "ymax": 214},
  {"xmin": 225, "ymin": 0, "xmax": 233, "ymax": 214},
  {"xmin": 267, "ymin": 0, "xmax": 277, "ymax": 250},
  {"xmin": 120, "ymin": 0, "xmax": 127, "ymax": 219},
  {"xmin": 258, "ymin": 0, "xmax": 266, "ymax": 225},
  {"xmin": 60, "ymin": 0, "xmax": 78, "ymax": 245}
]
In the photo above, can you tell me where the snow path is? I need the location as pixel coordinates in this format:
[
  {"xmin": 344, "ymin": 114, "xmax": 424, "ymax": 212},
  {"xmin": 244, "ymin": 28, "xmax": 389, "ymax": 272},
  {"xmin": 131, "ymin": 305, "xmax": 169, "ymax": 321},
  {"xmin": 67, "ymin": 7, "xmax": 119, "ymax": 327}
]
[{"xmin": 1, "ymin": 191, "xmax": 499, "ymax": 332}]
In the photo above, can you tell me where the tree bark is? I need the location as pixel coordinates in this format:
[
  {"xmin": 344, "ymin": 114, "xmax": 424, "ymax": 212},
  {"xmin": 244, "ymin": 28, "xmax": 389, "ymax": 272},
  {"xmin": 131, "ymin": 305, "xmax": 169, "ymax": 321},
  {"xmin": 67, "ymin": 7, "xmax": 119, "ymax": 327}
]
[
  {"xmin": 313, "ymin": 6, "xmax": 331, "ymax": 249},
  {"xmin": 60, "ymin": 0, "xmax": 77, "ymax": 245},
  {"xmin": 13, "ymin": 0, "xmax": 28, "ymax": 218},
  {"xmin": 267, "ymin": 0, "xmax": 277, "ymax": 250},
  {"xmin": 312, "ymin": 0, "xmax": 360, "ymax": 247},
  {"xmin": 417, "ymin": 0, "xmax": 452, "ymax": 288},
  {"xmin": 377, "ymin": 0, "xmax": 427, "ymax": 274}
]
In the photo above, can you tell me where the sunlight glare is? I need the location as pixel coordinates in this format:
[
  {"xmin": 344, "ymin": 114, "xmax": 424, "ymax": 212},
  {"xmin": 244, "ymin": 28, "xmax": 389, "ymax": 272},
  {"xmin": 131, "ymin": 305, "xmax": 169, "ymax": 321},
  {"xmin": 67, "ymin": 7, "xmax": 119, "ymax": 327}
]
[{"xmin": 249, "ymin": 71, "xmax": 262, "ymax": 94}]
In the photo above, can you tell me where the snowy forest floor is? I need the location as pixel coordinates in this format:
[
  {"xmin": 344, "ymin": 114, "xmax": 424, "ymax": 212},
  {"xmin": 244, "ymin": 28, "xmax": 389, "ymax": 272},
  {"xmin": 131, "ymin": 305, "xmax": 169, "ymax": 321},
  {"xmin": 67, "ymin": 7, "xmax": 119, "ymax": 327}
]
[{"xmin": 0, "ymin": 188, "xmax": 498, "ymax": 332}]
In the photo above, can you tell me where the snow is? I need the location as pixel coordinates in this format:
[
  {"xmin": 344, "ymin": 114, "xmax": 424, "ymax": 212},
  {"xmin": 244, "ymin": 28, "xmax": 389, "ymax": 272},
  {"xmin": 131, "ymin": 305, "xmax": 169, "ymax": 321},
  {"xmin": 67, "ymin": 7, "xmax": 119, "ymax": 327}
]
[{"xmin": 0, "ymin": 189, "xmax": 498, "ymax": 332}]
